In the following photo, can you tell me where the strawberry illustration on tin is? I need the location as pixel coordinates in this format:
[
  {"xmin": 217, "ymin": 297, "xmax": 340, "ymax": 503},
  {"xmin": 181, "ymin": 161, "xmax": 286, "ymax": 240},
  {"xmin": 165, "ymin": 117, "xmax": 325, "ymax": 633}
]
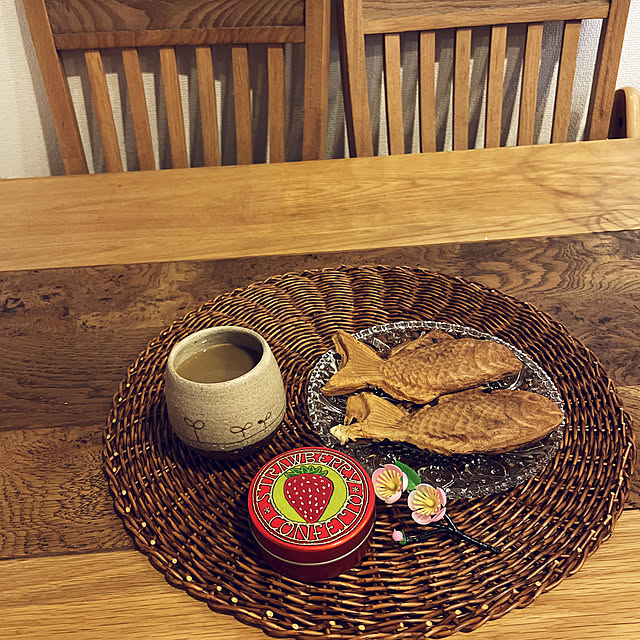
[{"xmin": 283, "ymin": 465, "xmax": 334, "ymax": 523}]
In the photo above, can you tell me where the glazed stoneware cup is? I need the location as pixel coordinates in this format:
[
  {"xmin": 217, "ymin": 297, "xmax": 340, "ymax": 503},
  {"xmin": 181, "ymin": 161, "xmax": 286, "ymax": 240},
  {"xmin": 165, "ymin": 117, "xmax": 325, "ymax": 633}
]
[{"xmin": 165, "ymin": 326, "xmax": 286, "ymax": 456}]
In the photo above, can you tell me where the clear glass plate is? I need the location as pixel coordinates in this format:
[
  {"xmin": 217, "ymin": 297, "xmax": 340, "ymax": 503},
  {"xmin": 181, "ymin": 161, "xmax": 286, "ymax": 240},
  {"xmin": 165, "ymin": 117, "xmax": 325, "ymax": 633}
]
[{"xmin": 307, "ymin": 321, "xmax": 566, "ymax": 500}]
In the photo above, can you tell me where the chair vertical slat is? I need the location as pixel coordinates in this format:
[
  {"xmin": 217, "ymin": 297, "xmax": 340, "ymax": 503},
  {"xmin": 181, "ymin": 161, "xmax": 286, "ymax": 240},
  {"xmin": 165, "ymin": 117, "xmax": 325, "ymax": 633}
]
[
  {"xmin": 302, "ymin": 0, "xmax": 331, "ymax": 160},
  {"xmin": 195, "ymin": 46, "xmax": 220, "ymax": 167},
  {"xmin": 232, "ymin": 45, "xmax": 253, "ymax": 165},
  {"xmin": 22, "ymin": 0, "xmax": 88, "ymax": 174},
  {"xmin": 159, "ymin": 47, "xmax": 189, "ymax": 168},
  {"xmin": 453, "ymin": 27, "xmax": 472, "ymax": 150},
  {"xmin": 586, "ymin": 0, "xmax": 632, "ymax": 140},
  {"xmin": 121, "ymin": 48, "xmax": 155, "ymax": 170},
  {"xmin": 84, "ymin": 50, "xmax": 123, "ymax": 173},
  {"xmin": 518, "ymin": 23, "xmax": 544, "ymax": 146},
  {"xmin": 337, "ymin": 0, "xmax": 373, "ymax": 157},
  {"xmin": 608, "ymin": 87, "xmax": 640, "ymax": 139},
  {"xmin": 267, "ymin": 45, "xmax": 286, "ymax": 164},
  {"xmin": 551, "ymin": 20, "xmax": 581, "ymax": 143},
  {"xmin": 384, "ymin": 33, "xmax": 404, "ymax": 155},
  {"xmin": 419, "ymin": 30, "xmax": 436, "ymax": 153},
  {"xmin": 485, "ymin": 25, "xmax": 507, "ymax": 148}
]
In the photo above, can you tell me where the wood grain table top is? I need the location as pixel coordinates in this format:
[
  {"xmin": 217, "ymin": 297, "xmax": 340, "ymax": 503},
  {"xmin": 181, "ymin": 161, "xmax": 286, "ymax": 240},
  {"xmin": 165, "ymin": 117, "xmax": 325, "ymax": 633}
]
[
  {"xmin": 1, "ymin": 138, "xmax": 639, "ymax": 271},
  {"xmin": 0, "ymin": 141, "xmax": 638, "ymax": 639}
]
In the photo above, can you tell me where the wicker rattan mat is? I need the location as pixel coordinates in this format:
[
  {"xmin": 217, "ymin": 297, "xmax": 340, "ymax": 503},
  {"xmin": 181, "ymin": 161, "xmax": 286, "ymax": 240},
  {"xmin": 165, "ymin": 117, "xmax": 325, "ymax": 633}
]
[{"xmin": 104, "ymin": 265, "xmax": 635, "ymax": 638}]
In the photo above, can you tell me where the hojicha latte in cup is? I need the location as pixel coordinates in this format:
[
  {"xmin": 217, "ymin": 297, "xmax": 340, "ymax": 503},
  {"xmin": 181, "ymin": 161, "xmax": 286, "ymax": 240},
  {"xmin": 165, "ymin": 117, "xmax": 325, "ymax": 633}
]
[{"xmin": 165, "ymin": 326, "xmax": 286, "ymax": 456}]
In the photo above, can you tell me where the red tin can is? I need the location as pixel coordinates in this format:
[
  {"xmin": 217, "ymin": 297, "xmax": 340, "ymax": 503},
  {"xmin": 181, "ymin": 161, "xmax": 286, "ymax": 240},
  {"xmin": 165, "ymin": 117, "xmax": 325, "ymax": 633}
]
[{"xmin": 248, "ymin": 447, "xmax": 375, "ymax": 581}]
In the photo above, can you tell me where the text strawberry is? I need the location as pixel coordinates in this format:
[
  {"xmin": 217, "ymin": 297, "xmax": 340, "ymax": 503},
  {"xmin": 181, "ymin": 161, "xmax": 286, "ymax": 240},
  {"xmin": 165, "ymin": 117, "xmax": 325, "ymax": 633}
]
[{"xmin": 283, "ymin": 465, "xmax": 334, "ymax": 523}]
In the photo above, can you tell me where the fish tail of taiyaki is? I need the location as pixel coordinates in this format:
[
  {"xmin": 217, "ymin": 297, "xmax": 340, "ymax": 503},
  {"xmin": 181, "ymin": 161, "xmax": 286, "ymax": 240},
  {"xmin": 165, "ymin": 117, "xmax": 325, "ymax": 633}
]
[
  {"xmin": 321, "ymin": 330, "xmax": 385, "ymax": 396},
  {"xmin": 330, "ymin": 393, "xmax": 408, "ymax": 444}
]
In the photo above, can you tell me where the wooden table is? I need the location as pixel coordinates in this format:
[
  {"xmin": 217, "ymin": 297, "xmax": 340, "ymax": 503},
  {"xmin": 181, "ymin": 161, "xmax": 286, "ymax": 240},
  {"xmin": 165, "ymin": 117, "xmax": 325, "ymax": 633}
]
[{"xmin": 1, "ymin": 139, "xmax": 639, "ymax": 639}]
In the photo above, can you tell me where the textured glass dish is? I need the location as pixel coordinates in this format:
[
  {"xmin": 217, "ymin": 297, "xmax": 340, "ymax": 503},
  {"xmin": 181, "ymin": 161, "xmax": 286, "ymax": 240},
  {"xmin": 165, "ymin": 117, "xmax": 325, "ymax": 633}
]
[{"xmin": 307, "ymin": 321, "xmax": 566, "ymax": 500}]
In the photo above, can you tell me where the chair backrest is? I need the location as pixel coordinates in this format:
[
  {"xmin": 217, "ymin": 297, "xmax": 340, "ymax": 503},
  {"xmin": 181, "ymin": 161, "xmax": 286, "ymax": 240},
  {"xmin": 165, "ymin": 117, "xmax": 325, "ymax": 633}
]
[
  {"xmin": 337, "ymin": 0, "xmax": 631, "ymax": 156},
  {"xmin": 23, "ymin": 0, "xmax": 330, "ymax": 173}
]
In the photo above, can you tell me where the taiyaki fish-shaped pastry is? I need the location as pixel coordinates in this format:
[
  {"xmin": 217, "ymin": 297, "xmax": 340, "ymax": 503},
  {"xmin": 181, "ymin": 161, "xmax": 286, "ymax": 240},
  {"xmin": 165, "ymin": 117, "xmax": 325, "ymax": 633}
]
[
  {"xmin": 330, "ymin": 389, "xmax": 563, "ymax": 455},
  {"xmin": 322, "ymin": 329, "xmax": 523, "ymax": 404}
]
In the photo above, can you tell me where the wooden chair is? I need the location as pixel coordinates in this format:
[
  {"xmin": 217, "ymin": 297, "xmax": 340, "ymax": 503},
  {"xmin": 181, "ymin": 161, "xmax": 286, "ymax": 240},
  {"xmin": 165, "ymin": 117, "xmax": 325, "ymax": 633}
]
[
  {"xmin": 337, "ymin": 0, "xmax": 633, "ymax": 156},
  {"xmin": 23, "ymin": 0, "xmax": 330, "ymax": 173}
]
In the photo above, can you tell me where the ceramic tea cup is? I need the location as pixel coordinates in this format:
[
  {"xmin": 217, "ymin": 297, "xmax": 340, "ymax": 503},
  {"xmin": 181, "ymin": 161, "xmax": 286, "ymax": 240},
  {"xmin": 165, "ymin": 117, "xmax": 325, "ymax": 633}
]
[{"xmin": 165, "ymin": 326, "xmax": 286, "ymax": 456}]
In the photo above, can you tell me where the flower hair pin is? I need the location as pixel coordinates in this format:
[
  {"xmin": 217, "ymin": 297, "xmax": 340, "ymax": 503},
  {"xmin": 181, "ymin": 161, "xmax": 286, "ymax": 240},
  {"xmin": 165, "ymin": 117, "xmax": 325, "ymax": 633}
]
[{"xmin": 372, "ymin": 461, "xmax": 501, "ymax": 554}]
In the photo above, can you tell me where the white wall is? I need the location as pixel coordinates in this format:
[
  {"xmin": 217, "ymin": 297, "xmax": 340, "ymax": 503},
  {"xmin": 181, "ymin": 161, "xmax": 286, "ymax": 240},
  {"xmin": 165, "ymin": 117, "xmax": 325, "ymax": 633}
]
[
  {"xmin": 1, "ymin": 0, "xmax": 64, "ymax": 177},
  {"xmin": 1, "ymin": 0, "xmax": 639, "ymax": 179}
]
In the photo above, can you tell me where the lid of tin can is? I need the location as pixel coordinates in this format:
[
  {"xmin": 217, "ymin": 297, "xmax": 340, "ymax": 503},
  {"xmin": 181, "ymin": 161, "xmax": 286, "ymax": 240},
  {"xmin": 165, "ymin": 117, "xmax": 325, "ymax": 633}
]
[{"xmin": 248, "ymin": 447, "xmax": 375, "ymax": 565}]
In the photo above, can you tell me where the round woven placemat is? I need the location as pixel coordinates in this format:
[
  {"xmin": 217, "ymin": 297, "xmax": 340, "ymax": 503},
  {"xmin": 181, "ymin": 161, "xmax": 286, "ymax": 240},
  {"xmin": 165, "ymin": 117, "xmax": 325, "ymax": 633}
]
[{"xmin": 104, "ymin": 265, "xmax": 635, "ymax": 638}]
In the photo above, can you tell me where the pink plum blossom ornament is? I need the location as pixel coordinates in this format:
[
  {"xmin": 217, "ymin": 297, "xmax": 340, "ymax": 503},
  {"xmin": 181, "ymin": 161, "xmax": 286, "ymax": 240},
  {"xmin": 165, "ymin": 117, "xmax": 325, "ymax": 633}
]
[
  {"xmin": 371, "ymin": 464, "xmax": 408, "ymax": 504},
  {"xmin": 407, "ymin": 483, "xmax": 447, "ymax": 525}
]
